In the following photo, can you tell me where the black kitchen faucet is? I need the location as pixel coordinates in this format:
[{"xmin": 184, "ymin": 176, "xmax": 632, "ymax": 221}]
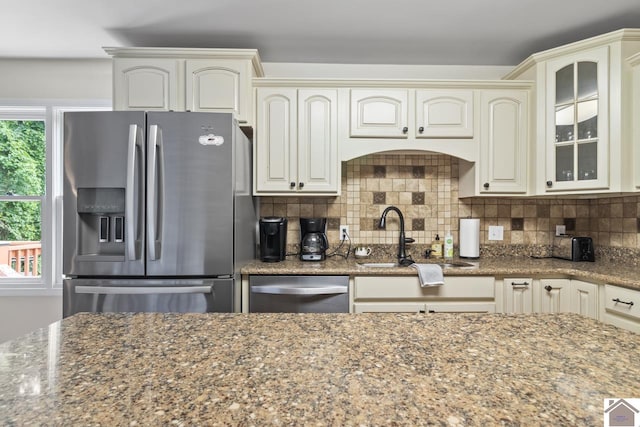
[{"xmin": 378, "ymin": 206, "xmax": 415, "ymax": 266}]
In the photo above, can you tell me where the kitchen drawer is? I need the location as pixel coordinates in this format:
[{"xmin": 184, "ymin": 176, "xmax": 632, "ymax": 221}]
[
  {"xmin": 605, "ymin": 285, "xmax": 640, "ymax": 321},
  {"xmin": 354, "ymin": 276, "xmax": 494, "ymax": 300}
]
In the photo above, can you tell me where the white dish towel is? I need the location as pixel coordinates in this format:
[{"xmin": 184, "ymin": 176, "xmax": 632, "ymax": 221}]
[{"xmin": 410, "ymin": 263, "xmax": 444, "ymax": 287}]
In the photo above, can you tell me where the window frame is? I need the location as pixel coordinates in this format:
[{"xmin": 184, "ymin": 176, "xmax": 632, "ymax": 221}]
[{"xmin": 0, "ymin": 101, "xmax": 110, "ymax": 295}]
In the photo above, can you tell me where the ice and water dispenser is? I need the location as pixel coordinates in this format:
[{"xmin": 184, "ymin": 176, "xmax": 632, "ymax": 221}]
[{"xmin": 76, "ymin": 188, "xmax": 126, "ymax": 257}]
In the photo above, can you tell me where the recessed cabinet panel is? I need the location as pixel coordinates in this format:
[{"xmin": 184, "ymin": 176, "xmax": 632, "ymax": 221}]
[
  {"xmin": 350, "ymin": 89, "xmax": 408, "ymax": 137},
  {"xmin": 539, "ymin": 279, "xmax": 571, "ymax": 313},
  {"xmin": 298, "ymin": 90, "xmax": 339, "ymax": 193},
  {"xmin": 255, "ymin": 88, "xmax": 339, "ymax": 195},
  {"xmin": 503, "ymin": 278, "xmax": 533, "ymax": 313},
  {"xmin": 185, "ymin": 60, "xmax": 242, "ymax": 118},
  {"xmin": 255, "ymin": 89, "xmax": 297, "ymax": 192},
  {"xmin": 570, "ymin": 280, "xmax": 598, "ymax": 320},
  {"xmin": 416, "ymin": 90, "xmax": 473, "ymax": 138},
  {"xmin": 113, "ymin": 59, "xmax": 179, "ymax": 111},
  {"xmin": 479, "ymin": 90, "xmax": 528, "ymax": 193}
]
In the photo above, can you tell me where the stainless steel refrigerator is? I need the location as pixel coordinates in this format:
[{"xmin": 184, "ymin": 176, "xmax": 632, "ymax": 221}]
[{"xmin": 62, "ymin": 111, "xmax": 255, "ymax": 317}]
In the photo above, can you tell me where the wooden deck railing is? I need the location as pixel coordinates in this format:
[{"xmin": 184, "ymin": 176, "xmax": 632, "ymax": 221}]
[{"xmin": 0, "ymin": 241, "xmax": 42, "ymax": 276}]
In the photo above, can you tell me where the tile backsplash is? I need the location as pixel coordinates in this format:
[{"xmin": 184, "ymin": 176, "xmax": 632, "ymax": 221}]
[{"xmin": 258, "ymin": 154, "xmax": 640, "ymax": 255}]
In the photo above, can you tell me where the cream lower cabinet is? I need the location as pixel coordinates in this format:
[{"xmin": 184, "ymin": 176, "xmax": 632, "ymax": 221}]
[
  {"xmin": 352, "ymin": 276, "xmax": 495, "ymax": 313},
  {"xmin": 602, "ymin": 284, "xmax": 640, "ymax": 333},
  {"xmin": 502, "ymin": 277, "xmax": 534, "ymax": 313},
  {"xmin": 569, "ymin": 280, "xmax": 598, "ymax": 320},
  {"xmin": 255, "ymin": 88, "xmax": 339, "ymax": 195},
  {"xmin": 537, "ymin": 278, "xmax": 571, "ymax": 313}
]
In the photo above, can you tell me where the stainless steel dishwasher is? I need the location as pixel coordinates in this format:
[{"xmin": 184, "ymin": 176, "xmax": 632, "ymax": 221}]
[{"xmin": 249, "ymin": 275, "xmax": 349, "ymax": 313}]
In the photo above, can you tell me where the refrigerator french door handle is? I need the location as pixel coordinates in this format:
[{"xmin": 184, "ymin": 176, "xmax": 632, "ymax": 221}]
[
  {"xmin": 147, "ymin": 125, "xmax": 165, "ymax": 261},
  {"xmin": 126, "ymin": 124, "xmax": 140, "ymax": 260},
  {"xmin": 147, "ymin": 125, "xmax": 159, "ymax": 260}
]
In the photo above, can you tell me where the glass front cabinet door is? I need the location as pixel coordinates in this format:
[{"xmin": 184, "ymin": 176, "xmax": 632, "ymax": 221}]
[{"xmin": 545, "ymin": 46, "xmax": 609, "ymax": 192}]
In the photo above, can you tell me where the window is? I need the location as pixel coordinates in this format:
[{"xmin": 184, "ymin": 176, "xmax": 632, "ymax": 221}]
[
  {"xmin": 0, "ymin": 104, "xmax": 110, "ymax": 293},
  {"xmin": 0, "ymin": 108, "xmax": 46, "ymax": 285}
]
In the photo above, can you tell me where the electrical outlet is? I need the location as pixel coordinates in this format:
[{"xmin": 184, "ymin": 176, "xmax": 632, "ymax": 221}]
[
  {"xmin": 340, "ymin": 225, "xmax": 349, "ymax": 241},
  {"xmin": 488, "ymin": 225, "xmax": 504, "ymax": 241},
  {"xmin": 555, "ymin": 225, "xmax": 566, "ymax": 236}
]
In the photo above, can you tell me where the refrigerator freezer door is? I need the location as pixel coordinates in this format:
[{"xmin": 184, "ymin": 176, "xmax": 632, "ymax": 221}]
[
  {"xmin": 145, "ymin": 112, "xmax": 234, "ymax": 276},
  {"xmin": 63, "ymin": 111, "xmax": 146, "ymax": 276},
  {"xmin": 63, "ymin": 278, "xmax": 234, "ymax": 317}
]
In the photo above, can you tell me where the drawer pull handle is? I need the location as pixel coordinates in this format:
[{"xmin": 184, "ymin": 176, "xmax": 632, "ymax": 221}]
[
  {"xmin": 612, "ymin": 298, "xmax": 634, "ymax": 307},
  {"xmin": 511, "ymin": 281, "xmax": 530, "ymax": 287}
]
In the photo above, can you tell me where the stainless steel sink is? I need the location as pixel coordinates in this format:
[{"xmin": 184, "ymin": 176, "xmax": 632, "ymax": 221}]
[{"xmin": 357, "ymin": 261, "xmax": 477, "ymax": 269}]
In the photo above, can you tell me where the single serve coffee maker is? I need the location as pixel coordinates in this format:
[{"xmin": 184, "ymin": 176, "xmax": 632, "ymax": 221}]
[
  {"xmin": 299, "ymin": 218, "xmax": 329, "ymax": 261},
  {"xmin": 259, "ymin": 217, "xmax": 287, "ymax": 262}
]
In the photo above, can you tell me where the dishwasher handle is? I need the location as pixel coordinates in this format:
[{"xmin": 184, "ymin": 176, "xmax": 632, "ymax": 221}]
[
  {"xmin": 75, "ymin": 286, "xmax": 212, "ymax": 295},
  {"xmin": 251, "ymin": 284, "xmax": 348, "ymax": 296}
]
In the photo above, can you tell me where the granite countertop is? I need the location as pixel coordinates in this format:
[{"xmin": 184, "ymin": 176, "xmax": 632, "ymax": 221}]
[
  {"xmin": 241, "ymin": 256, "xmax": 640, "ymax": 291},
  {"xmin": 1, "ymin": 312, "xmax": 639, "ymax": 425}
]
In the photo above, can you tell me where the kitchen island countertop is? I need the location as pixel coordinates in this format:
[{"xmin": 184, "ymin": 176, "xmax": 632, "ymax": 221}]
[
  {"xmin": 241, "ymin": 256, "xmax": 640, "ymax": 291},
  {"xmin": 1, "ymin": 312, "xmax": 639, "ymax": 425}
]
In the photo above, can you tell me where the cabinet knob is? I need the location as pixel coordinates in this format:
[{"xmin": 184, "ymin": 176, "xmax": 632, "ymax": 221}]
[
  {"xmin": 299, "ymin": 182, "xmax": 304, "ymax": 189},
  {"xmin": 402, "ymin": 127, "xmax": 408, "ymax": 134},
  {"xmin": 418, "ymin": 126, "xmax": 424, "ymax": 134},
  {"xmin": 483, "ymin": 182, "xmax": 489, "ymax": 189},
  {"xmin": 290, "ymin": 182, "xmax": 296, "ymax": 188},
  {"xmin": 544, "ymin": 285, "xmax": 552, "ymax": 292},
  {"xmin": 546, "ymin": 180, "xmax": 553, "ymax": 187}
]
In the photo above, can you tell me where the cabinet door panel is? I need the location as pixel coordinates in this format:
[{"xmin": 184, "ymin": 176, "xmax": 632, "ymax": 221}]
[
  {"xmin": 504, "ymin": 278, "xmax": 533, "ymax": 313},
  {"xmin": 297, "ymin": 90, "xmax": 338, "ymax": 193},
  {"xmin": 570, "ymin": 280, "xmax": 598, "ymax": 320},
  {"xmin": 255, "ymin": 88, "xmax": 297, "ymax": 192},
  {"xmin": 424, "ymin": 302, "xmax": 495, "ymax": 313},
  {"xmin": 416, "ymin": 90, "xmax": 473, "ymax": 138},
  {"xmin": 350, "ymin": 89, "xmax": 408, "ymax": 137},
  {"xmin": 113, "ymin": 59, "xmax": 179, "ymax": 111},
  {"xmin": 185, "ymin": 60, "xmax": 244, "ymax": 120},
  {"xmin": 480, "ymin": 90, "xmax": 528, "ymax": 193},
  {"xmin": 539, "ymin": 279, "xmax": 571, "ymax": 313}
]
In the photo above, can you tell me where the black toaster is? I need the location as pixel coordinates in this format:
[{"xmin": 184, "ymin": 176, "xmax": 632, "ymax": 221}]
[{"xmin": 552, "ymin": 236, "xmax": 595, "ymax": 262}]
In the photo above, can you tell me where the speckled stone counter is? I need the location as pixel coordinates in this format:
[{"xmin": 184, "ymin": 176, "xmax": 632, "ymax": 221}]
[
  {"xmin": 241, "ymin": 256, "xmax": 640, "ymax": 291},
  {"xmin": 1, "ymin": 312, "xmax": 639, "ymax": 425}
]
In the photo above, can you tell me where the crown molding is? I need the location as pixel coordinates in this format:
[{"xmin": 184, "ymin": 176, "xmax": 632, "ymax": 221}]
[
  {"xmin": 504, "ymin": 28, "xmax": 640, "ymax": 80},
  {"xmin": 253, "ymin": 77, "xmax": 534, "ymax": 89},
  {"xmin": 103, "ymin": 47, "xmax": 264, "ymax": 77}
]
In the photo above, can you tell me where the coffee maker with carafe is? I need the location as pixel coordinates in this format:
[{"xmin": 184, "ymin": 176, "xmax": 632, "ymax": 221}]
[{"xmin": 299, "ymin": 218, "xmax": 329, "ymax": 261}]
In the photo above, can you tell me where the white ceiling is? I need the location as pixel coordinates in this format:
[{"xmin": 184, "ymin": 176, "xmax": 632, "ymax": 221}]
[{"xmin": 3, "ymin": 0, "xmax": 640, "ymax": 65}]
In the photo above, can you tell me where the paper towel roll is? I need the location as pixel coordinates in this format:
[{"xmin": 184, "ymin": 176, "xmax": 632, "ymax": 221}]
[{"xmin": 459, "ymin": 218, "xmax": 480, "ymax": 258}]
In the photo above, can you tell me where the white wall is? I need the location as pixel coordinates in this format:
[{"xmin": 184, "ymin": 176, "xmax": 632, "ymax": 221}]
[
  {"xmin": 0, "ymin": 58, "xmax": 112, "ymax": 100},
  {"xmin": 0, "ymin": 58, "xmax": 112, "ymax": 343}
]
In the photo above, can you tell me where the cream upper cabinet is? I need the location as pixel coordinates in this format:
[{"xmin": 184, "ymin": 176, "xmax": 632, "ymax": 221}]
[
  {"xmin": 106, "ymin": 48, "xmax": 263, "ymax": 126},
  {"xmin": 113, "ymin": 58, "xmax": 180, "ymax": 111},
  {"xmin": 630, "ymin": 52, "xmax": 640, "ymax": 189},
  {"xmin": 349, "ymin": 88, "xmax": 473, "ymax": 139},
  {"xmin": 254, "ymin": 88, "xmax": 339, "ymax": 195},
  {"xmin": 544, "ymin": 47, "xmax": 609, "ymax": 193},
  {"xmin": 185, "ymin": 59, "xmax": 251, "ymax": 121},
  {"xmin": 349, "ymin": 89, "xmax": 409, "ymax": 137},
  {"xmin": 478, "ymin": 89, "xmax": 528, "ymax": 194},
  {"xmin": 415, "ymin": 89, "xmax": 474, "ymax": 138},
  {"xmin": 504, "ymin": 29, "xmax": 640, "ymax": 195}
]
